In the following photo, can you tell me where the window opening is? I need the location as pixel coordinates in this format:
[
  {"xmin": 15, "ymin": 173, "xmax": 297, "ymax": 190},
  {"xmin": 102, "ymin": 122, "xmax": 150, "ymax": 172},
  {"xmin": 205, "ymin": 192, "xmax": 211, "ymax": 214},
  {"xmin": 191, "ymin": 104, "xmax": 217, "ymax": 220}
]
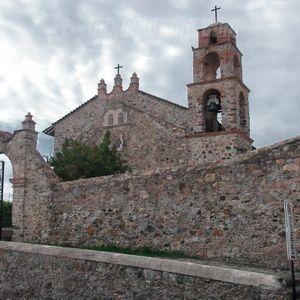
[
  {"xmin": 203, "ymin": 52, "xmax": 221, "ymax": 81},
  {"xmin": 107, "ymin": 114, "xmax": 114, "ymax": 126},
  {"xmin": 216, "ymin": 66, "xmax": 221, "ymax": 79},
  {"xmin": 118, "ymin": 112, "xmax": 124, "ymax": 124},
  {"xmin": 210, "ymin": 31, "xmax": 217, "ymax": 44}
]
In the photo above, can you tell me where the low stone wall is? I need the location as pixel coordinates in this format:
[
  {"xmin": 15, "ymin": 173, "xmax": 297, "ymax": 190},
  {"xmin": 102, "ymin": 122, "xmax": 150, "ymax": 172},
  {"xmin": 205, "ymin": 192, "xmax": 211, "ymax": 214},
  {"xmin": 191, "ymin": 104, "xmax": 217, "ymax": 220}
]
[
  {"xmin": 44, "ymin": 136, "xmax": 300, "ymax": 270},
  {"xmin": 0, "ymin": 242, "xmax": 290, "ymax": 299}
]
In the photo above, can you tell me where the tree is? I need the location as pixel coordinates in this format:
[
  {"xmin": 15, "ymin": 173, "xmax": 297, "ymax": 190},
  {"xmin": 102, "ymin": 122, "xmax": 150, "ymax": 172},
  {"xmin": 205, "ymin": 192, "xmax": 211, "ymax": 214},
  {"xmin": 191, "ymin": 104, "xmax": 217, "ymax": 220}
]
[
  {"xmin": 49, "ymin": 131, "xmax": 129, "ymax": 181},
  {"xmin": 2, "ymin": 201, "xmax": 12, "ymax": 227}
]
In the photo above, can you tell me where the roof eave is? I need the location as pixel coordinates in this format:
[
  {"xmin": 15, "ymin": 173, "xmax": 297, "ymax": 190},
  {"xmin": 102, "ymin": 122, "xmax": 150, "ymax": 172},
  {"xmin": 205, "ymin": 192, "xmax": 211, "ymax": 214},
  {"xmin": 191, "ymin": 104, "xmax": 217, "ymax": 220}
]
[{"xmin": 43, "ymin": 125, "xmax": 55, "ymax": 136}]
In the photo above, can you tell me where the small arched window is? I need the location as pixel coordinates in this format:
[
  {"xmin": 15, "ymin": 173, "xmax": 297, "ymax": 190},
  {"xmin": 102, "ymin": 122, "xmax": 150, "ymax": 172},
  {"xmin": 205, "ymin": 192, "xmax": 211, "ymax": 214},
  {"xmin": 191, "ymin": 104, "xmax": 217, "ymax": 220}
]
[
  {"xmin": 118, "ymin": 112, "xmax": 124, "ymax": 124},
  {"xmin": 210, "ymin": 31, "xmax": 217, "ymax": 44},
  {"xmin": 107, "ymin": 114, "xmax": 114, "ymax": 126}
]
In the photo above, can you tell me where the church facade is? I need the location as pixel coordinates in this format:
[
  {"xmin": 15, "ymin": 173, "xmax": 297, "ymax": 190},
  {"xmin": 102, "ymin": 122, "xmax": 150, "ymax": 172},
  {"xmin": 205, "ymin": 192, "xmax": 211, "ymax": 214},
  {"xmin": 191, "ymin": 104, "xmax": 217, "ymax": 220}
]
[{"xmin": 43, "ymin": 22, "xmax": 253, "ymax": 171}]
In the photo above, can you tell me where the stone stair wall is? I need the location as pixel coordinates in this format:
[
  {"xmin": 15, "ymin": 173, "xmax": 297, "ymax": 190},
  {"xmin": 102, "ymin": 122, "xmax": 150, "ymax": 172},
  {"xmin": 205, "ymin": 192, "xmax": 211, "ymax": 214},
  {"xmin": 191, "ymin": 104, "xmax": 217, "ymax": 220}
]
[{"xmin": 0, "ymin": 242, "xmax": 291, "ymax": 300}]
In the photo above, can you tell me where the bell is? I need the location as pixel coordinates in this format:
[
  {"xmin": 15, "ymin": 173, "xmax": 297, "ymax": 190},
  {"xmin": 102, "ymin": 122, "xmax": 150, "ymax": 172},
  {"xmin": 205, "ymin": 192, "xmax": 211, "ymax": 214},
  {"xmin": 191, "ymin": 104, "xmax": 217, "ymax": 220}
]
[{"xmin": 207, "ymin": 101, "xmax": 219, "ymax": 112}]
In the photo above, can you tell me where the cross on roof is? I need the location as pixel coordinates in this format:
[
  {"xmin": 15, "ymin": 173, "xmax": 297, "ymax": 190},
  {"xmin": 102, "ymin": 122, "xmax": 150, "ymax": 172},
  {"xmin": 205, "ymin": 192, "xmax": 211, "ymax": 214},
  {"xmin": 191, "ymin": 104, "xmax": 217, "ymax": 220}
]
[
  {"xmin": 114, "ymin": 64, "xmax": 123, "ymax": 75},
  {"xmin": 211, "ymin": 5, "xmax": 221, "ymax": 23}
]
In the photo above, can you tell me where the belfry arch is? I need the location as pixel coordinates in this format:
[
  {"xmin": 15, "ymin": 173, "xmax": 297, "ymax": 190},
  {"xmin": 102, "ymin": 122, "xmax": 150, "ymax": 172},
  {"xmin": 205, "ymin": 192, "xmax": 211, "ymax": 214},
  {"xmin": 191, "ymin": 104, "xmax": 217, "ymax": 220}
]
[
  {"xmin": 202, "ymin": 89, "xmax": 222, "ymax": 132},
  {"xmin": 203, "ymin": 52, "xmax": 221, "ymax": 81}
]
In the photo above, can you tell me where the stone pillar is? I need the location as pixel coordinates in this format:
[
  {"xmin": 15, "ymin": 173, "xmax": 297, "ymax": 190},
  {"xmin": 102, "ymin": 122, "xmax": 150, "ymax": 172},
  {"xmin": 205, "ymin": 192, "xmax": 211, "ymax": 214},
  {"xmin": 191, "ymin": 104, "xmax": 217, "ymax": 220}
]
[
  {"xmin": 8, "ymin": 113, "xmax": 38, "ymax": 239},
  {"xmin": 21, "ymin": 112, "xmax": 38, "ymax": 148},
  {"xmin": 1, "ymin": 113, "xmax": 57, "ymax": 242},
  {"xmin": 22, "ymin": 112, "xmax": 36, "ymax": 131},
  {"xmin": 112, "ymin": 74, "xmax": 123, "ymax": 93},
  {"xmin": 128, "ymin": 72, "xmax": 139, "ymax": 92},
  {"xmin": 98, "ymin": 79, "xmax": 107, "ymax": 98}
]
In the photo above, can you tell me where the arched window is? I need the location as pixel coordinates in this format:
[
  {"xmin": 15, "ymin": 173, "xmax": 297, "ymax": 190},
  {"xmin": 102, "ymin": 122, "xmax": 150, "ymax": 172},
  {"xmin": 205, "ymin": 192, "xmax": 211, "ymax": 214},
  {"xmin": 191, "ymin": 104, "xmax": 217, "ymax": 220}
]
[
  {"xmin": 118, "ymin": 112, "xmax": 124, "ymax": 124},
  {"xmin": 203, "ymin": 52, "xmax": 221, "ymax": 81},
  {"xmin": 107, "ymin": 114, "xmax": 114, "ymax": 126},
  {"xmin": 210, "ymin": 31, "xmax": 217, "ymax": 44},
  {"xmin": 239, "ymin": 92, "xmax": 247, "ymax": 130},
  {"xmin": 103, "ymin": 109, "xmax": 127, "ymax": 127},
  {"xmin": 203, "ymin": 89, "xmax": 222, "ymax": 132}
]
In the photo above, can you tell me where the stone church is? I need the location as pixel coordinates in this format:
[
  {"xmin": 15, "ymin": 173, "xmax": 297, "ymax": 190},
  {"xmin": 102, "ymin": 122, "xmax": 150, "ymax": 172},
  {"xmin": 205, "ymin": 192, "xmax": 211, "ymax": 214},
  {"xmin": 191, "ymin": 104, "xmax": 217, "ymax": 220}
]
[
  {"xmin": 1, "ymin": 19, "xmax": 300, "ymax": 299},
  {"xmin": 43, "ymin": 22, "xmax": 253, "ymax": 171}
]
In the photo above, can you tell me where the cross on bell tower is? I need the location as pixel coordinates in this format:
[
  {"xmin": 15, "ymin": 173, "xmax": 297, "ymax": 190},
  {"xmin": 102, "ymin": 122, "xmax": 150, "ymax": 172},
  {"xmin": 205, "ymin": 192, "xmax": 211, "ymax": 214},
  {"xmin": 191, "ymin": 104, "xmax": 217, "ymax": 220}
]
[{"xmin": 211, "ymin": 5, "xmax": 221, "ymax": 23}]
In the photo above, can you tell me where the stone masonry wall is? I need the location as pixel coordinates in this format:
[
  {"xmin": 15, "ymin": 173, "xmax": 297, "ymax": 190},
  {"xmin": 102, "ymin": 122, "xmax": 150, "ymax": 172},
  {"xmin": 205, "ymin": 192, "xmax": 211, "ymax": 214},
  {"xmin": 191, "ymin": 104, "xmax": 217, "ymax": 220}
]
[
  {"xmin": 53, "ymin": 89, "xmax": 189, "ymax": 151},
  {"xmin": 187, "ymin": 130, "xmax": 252, "ymax": 165},
  {"xmin": 0, "ymin": 242, "xmax": 290, "ymax": 300},
  {"xmin": 78, "ymin": 107, "xmax": 188, "ymax": 171},
  {"xmin": 44, "ymin": 136, "xmax": 300, "ymax": 270}
]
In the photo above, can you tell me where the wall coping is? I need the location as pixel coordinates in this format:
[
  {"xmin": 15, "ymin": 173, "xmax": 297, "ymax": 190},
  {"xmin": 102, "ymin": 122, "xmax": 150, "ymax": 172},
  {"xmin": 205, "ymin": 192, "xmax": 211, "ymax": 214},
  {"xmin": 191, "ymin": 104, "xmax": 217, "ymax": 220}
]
[{"xmin": 0, "ymin": 242, "xmax": 285, "ymax": 291}]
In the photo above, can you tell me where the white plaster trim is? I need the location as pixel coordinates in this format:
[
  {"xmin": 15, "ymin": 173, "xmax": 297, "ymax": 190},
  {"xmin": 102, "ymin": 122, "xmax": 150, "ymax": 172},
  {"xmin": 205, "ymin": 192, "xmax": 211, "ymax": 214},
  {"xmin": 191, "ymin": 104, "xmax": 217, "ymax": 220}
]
[{"xmin": 0, "ymin": 242, "xmax": 283, "ymax": 291}]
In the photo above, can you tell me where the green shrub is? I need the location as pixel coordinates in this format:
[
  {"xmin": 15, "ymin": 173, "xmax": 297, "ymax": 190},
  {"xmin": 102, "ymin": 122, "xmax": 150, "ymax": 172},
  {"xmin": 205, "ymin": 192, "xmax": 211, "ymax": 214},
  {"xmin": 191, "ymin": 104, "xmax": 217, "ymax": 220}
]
[
  {"xmin": 49, "ymin": 131, "xmax": 129, "ymax": 181},
  {"xmin": 2, "ymin": 200, "xmax": 12, "ymax": 227}
]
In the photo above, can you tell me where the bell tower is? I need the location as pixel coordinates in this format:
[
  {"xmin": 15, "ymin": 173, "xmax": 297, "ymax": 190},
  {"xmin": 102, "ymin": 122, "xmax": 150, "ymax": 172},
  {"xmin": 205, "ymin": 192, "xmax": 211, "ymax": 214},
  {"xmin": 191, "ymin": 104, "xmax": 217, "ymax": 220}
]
[{"xmin": 187, "ymin": 22, "xmax": 250, "ymax": 137}]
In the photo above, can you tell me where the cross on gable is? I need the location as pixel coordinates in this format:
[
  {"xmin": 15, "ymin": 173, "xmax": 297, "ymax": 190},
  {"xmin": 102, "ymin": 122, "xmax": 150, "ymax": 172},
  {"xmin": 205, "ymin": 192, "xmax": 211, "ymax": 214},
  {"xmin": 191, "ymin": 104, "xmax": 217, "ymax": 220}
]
[
  {"xmin": 211, "ymin": 5, "xmax": 221, "ymax": 23},
  {"xmin": 114, "ymin": 64, "xmax": 123, "ymax": 75}
]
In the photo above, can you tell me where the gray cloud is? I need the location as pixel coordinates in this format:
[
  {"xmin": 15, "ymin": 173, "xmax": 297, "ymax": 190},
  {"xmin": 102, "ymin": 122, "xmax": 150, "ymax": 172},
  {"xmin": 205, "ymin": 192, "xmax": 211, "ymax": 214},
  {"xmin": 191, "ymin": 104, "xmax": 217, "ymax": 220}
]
[{"xmin": 0, "ymin": 0, "xmax": 299, "ymax": 153}]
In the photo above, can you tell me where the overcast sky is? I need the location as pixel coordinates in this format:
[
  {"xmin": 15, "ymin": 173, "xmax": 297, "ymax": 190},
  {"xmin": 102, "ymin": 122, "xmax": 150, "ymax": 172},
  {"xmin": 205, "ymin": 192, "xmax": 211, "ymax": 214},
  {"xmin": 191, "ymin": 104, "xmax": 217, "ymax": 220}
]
[{"xmin": 0, "ymin": 0, "xmax": 299, "ymax": 199}]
